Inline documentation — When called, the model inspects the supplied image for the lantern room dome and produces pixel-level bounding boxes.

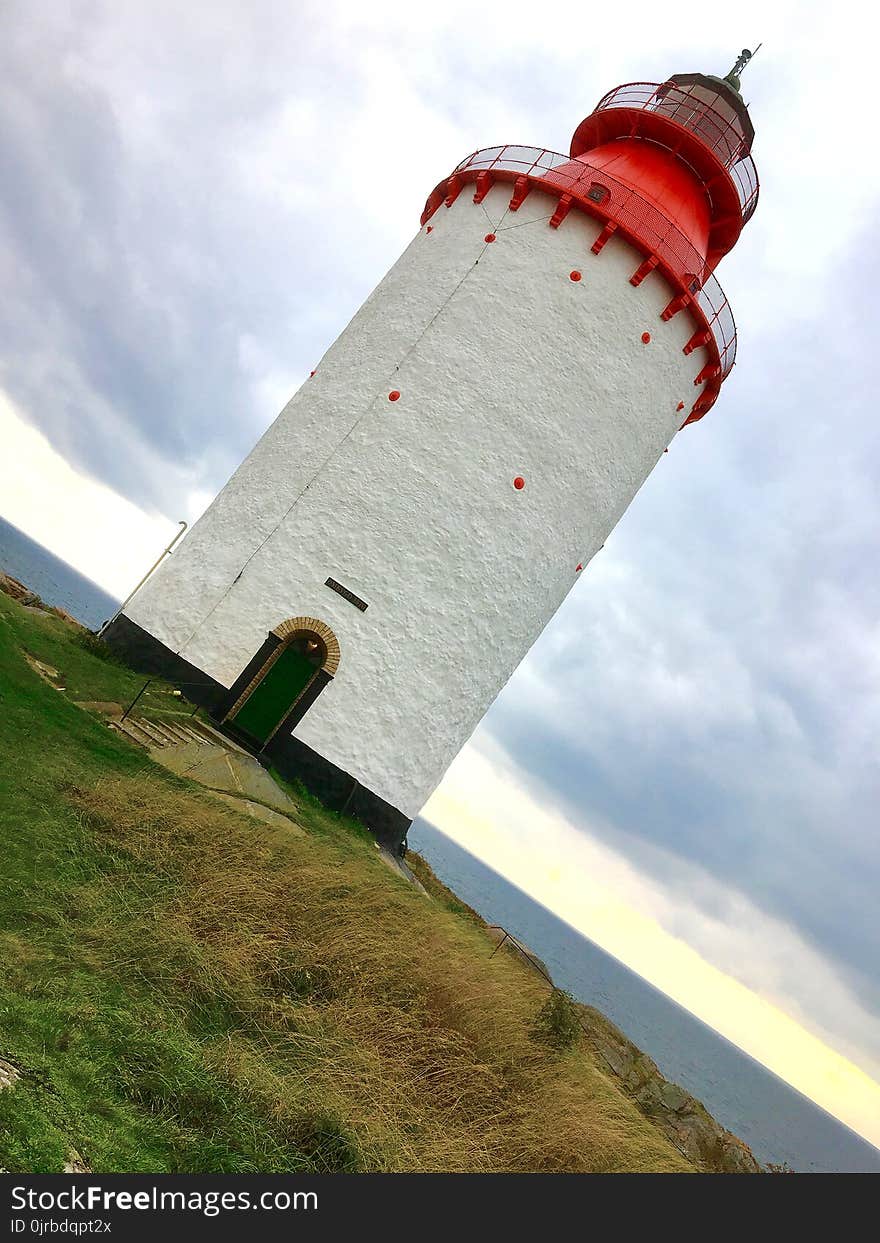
[569,57,760,271]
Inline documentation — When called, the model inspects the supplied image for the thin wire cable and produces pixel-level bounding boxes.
[177,229,498,655]
[476,198,500,231]
[497,212,554,233]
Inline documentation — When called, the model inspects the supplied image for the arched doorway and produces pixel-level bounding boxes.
[222,616,340,750]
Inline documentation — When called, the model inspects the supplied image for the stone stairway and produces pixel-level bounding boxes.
[109,709,425,886]
[109,712,303,823]
[110,712,241,754]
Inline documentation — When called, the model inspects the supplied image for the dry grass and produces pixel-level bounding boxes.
[61,773,692,1172]
[0,594,691,1171]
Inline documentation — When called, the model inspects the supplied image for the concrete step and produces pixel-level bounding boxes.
[145,717,210,748]
[147,741,296,813]
[171,722,213,747]
[153,719,202,746]
[224,752,295,810]
[111,712,301,830]
[185,717,254,756]
[128,717,175,747]
[148,739,218,775]
[209,791,306,835]
[376,845,430,895]
[110,718,156,749]
[144,719,189,747]
[117,711,211,750]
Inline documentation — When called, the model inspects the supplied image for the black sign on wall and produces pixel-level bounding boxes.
[325,577,369,612]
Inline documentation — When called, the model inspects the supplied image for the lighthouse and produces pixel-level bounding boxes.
[104,54,760,851]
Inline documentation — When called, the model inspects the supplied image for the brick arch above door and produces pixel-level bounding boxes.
[270,616,341,676]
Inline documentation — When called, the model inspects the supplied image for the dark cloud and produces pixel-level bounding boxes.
[0,2,412,512]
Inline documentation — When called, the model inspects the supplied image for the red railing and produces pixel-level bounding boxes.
[426,145,737,394]
[586,82,759,224]
[446,145,705,281]
[695,274,736,380]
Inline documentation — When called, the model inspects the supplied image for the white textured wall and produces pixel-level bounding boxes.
[125,183,709,817]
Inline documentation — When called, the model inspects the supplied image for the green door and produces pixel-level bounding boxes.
[230,644,316,745]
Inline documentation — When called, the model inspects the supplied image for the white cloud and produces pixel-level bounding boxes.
[0,390,177,597]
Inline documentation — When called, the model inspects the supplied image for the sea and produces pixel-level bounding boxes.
[3,512,879,1174]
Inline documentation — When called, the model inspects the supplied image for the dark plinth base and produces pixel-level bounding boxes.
[102,614,412,853]
[102,614,228,713]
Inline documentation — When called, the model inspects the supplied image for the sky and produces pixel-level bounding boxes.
[1,1,879,1148]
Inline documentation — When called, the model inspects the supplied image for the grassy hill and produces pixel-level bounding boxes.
[0,588,701,1173]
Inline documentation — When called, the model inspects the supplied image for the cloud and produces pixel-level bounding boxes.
[0,0,478,512]
[0,390,179,597]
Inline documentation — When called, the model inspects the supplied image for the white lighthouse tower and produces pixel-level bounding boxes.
[105,55,760,850]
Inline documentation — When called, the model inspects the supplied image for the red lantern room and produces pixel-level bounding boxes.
[422,49,761,423]
[569,64,758,276]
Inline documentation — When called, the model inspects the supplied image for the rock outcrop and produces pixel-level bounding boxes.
[574,1002,761,1173]
[0,573,85,628]
[0,572,38,606]
[0,1056,20,1092]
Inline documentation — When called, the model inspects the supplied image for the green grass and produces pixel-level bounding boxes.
[0,592,694,1173]
[7,603,191,721]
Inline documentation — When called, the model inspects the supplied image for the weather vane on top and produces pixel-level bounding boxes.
[725,44,762,91]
